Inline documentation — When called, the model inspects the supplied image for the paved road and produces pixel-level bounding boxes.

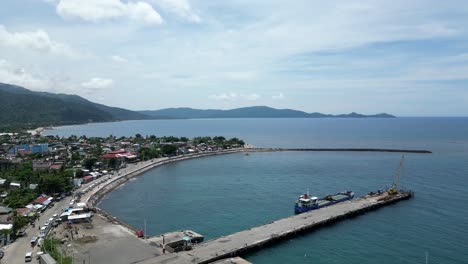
[0,167,131,264]
[0,158,168,264]
[1,197,71,264]
[1,150,244,263]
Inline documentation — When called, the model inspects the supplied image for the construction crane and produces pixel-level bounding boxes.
[388,155,405,195]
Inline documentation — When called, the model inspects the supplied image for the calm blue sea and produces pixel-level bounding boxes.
[45,118,468,263]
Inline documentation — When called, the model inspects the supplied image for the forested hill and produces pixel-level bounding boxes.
[0,83,151,128]
[139,106,395,119]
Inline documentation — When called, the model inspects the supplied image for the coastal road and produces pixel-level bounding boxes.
[0,157,170,264]
[1,149,244,264]
[1,197,71,264]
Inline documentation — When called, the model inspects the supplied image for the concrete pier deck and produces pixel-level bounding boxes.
[136,191,412,264]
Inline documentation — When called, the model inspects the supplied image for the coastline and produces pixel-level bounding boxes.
[86,148,248,208]
[81,148,249,235]
[84,146,431,234]
[27,127,45,136]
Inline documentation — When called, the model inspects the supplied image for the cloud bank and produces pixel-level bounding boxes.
[56,0,163,25]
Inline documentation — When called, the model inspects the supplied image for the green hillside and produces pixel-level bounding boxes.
[0,83,151,129]
[139,106,395,119]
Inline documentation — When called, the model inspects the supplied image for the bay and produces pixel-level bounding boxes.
[45,118,468,263]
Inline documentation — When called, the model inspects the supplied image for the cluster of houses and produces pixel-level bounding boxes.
[0,133,245,208]
[0,194,55,245]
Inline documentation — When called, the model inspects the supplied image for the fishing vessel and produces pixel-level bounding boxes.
[294,191,355,214]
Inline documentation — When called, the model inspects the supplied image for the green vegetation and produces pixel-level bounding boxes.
[0,161,73,208]
[43,238,73,264]
[0,82,152,129]
[139,106,396,119]
[0,133,246,211]
[13,212,29,233]
[4,189,38,208]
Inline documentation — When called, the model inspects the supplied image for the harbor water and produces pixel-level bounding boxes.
[46,118,468,263]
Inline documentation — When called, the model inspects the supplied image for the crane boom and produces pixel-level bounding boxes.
[392,155,405,189]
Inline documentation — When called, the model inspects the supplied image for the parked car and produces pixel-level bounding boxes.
[30,236,38,246]
[0,250,4,258]
[25,252,32,262]
[17,229,26,237]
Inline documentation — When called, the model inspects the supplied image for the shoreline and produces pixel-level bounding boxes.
[86,148,247,207]
[27,126,45,136]
[84,147,431,234]
[83,148,248,234]
[86,147,431,208]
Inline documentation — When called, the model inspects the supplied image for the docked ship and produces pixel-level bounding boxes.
[294,191,355,214]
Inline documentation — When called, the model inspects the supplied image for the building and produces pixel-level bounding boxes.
[9,182,21,189]
[0,206,13,224]
[33,161,52,171]
[0,206,13,245]
[10,144,49,155]
[0,224,13,245]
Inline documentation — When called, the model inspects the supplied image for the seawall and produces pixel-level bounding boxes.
[252,148,432,153]
[87,148,247,209]
[85,147,429,235]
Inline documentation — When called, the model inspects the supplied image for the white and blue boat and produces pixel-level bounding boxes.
[294,191,355,214]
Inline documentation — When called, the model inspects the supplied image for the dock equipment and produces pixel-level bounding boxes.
[388,155,405,195]
[147,230,204,253]
[138,191,412,264]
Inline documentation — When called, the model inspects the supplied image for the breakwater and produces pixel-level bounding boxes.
[88,147,430,208]
[252,148,432,153]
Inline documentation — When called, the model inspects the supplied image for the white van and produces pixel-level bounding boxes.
[30,236,38,246]
[39,226,48,238]
[25,252,32,262]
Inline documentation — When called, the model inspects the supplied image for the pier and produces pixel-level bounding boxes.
[137,190,412,264]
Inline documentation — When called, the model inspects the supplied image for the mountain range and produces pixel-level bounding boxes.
[139,107,395,119]
[0,82,395,129]
[0,82,150,127]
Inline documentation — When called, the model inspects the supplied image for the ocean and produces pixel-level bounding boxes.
[45,118,468,263]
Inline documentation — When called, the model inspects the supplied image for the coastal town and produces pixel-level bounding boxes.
[0,131,246,263]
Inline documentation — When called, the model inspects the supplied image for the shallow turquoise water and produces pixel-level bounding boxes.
[48,118,468,263]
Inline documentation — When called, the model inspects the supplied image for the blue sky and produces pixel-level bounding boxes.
[1,0,468,116]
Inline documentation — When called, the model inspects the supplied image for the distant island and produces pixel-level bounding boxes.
[139,107,395,119]
[0,82,394,131]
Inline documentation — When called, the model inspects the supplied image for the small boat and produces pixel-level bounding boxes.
[294,191,354,214]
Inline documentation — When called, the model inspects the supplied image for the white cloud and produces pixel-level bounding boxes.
[0,25,76,56]
[244,93,260,101]
[272,93,285,100]
[56,0,163,25]
[0,59,78,93]
[209,93,238,101]
[110,55,128,62]
[209,93,260,101]
[153,0,200,22]
[0,60,51,91]
[81,77,114,90]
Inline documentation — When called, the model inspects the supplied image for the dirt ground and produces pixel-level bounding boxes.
[49,214,162,264]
